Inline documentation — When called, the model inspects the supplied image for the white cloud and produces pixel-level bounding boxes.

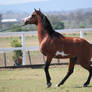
[0,0,48,5]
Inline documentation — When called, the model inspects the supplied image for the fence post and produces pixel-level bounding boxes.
[3,53,7,67]
[43,55,45,64]
[57,59,60,64]
[80,31,84,38]
[21,33,26,65]
[28,51,31,65]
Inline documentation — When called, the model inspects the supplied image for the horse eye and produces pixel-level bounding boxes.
[32,15,35,17]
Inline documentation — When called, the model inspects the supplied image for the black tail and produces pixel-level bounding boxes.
[90,44,92,57]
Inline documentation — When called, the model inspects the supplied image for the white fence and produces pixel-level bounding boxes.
[0,28,92,65]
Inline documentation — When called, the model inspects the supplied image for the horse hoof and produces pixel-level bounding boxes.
[56,84,61,87]
[56,84,59,87]
[83,83,88,87]
[47,83,52,88]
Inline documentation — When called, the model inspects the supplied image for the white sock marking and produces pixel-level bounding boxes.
[56,51,68,56]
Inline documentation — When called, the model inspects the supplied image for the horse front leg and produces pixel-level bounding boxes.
[44,56,52,88]
[56,57,77,87]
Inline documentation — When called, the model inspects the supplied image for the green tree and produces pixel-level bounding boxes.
[11,39,22,66]
[47,15,64,29]
[79,24,86,28]
[10,24,30,32]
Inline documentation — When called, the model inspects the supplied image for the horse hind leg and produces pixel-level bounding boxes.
[83,66,92,87]
[79,58,92,87]
[57,57,77,87]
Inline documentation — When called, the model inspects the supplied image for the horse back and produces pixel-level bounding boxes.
[64,37,90,55]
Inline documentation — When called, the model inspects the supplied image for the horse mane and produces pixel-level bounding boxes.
[42,15,54,34]
[42,14,64,38]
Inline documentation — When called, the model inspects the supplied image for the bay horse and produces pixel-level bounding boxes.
[23,9,92,88]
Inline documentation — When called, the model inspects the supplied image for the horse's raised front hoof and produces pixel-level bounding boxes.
[56,84,60,87]
[47,82,52,88]
[56,83,61,87]
[56,81,64,87]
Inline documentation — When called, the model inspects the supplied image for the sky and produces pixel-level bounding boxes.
[0,0,92,13]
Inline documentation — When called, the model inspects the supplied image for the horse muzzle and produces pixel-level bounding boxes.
[23,18,30,25]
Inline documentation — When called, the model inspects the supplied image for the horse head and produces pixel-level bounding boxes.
[23,9,41,25]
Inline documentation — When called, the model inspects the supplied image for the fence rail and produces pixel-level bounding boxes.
[0,46,39,52]
[0,28,92,65]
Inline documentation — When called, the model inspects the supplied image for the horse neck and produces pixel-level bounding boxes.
[37,21,48,44]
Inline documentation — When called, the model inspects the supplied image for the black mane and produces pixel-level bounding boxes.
[42,14,64,38]
[42,15,54,34]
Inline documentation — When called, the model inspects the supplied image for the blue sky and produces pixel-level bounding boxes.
[0,0,92,12]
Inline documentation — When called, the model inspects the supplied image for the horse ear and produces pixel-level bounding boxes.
[34,8,37,12]
[39,8,41,12]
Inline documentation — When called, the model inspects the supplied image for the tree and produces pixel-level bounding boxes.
[47,15,65,29]
[11,39,22,66]
[9,24,30,32]
[79,24,86,28]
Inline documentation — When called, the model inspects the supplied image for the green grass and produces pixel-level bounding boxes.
[0,66,92,92]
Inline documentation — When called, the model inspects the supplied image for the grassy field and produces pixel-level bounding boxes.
[0,66,92,92]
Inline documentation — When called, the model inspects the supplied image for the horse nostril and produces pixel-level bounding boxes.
[25,21,29,25]
[23,19,29,25]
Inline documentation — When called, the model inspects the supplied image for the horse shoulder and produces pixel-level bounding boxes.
[40,36,56,56]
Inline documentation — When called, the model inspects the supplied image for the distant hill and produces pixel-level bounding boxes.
[47,8,92,28]
[0,8,92,29]
[1,11,28,21]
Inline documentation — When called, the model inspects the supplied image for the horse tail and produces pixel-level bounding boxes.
[90,44,92,57]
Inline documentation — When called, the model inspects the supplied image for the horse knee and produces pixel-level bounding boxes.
[71,69,74,74]
[68,57,76,74]
[44,62,50,72]
[89,66,92,74]
[68,68,74,75]
[90,66,92,71]
[44,66,48,72]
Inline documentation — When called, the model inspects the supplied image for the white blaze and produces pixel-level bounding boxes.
[56,51,68,56]
[23,15,31,23]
